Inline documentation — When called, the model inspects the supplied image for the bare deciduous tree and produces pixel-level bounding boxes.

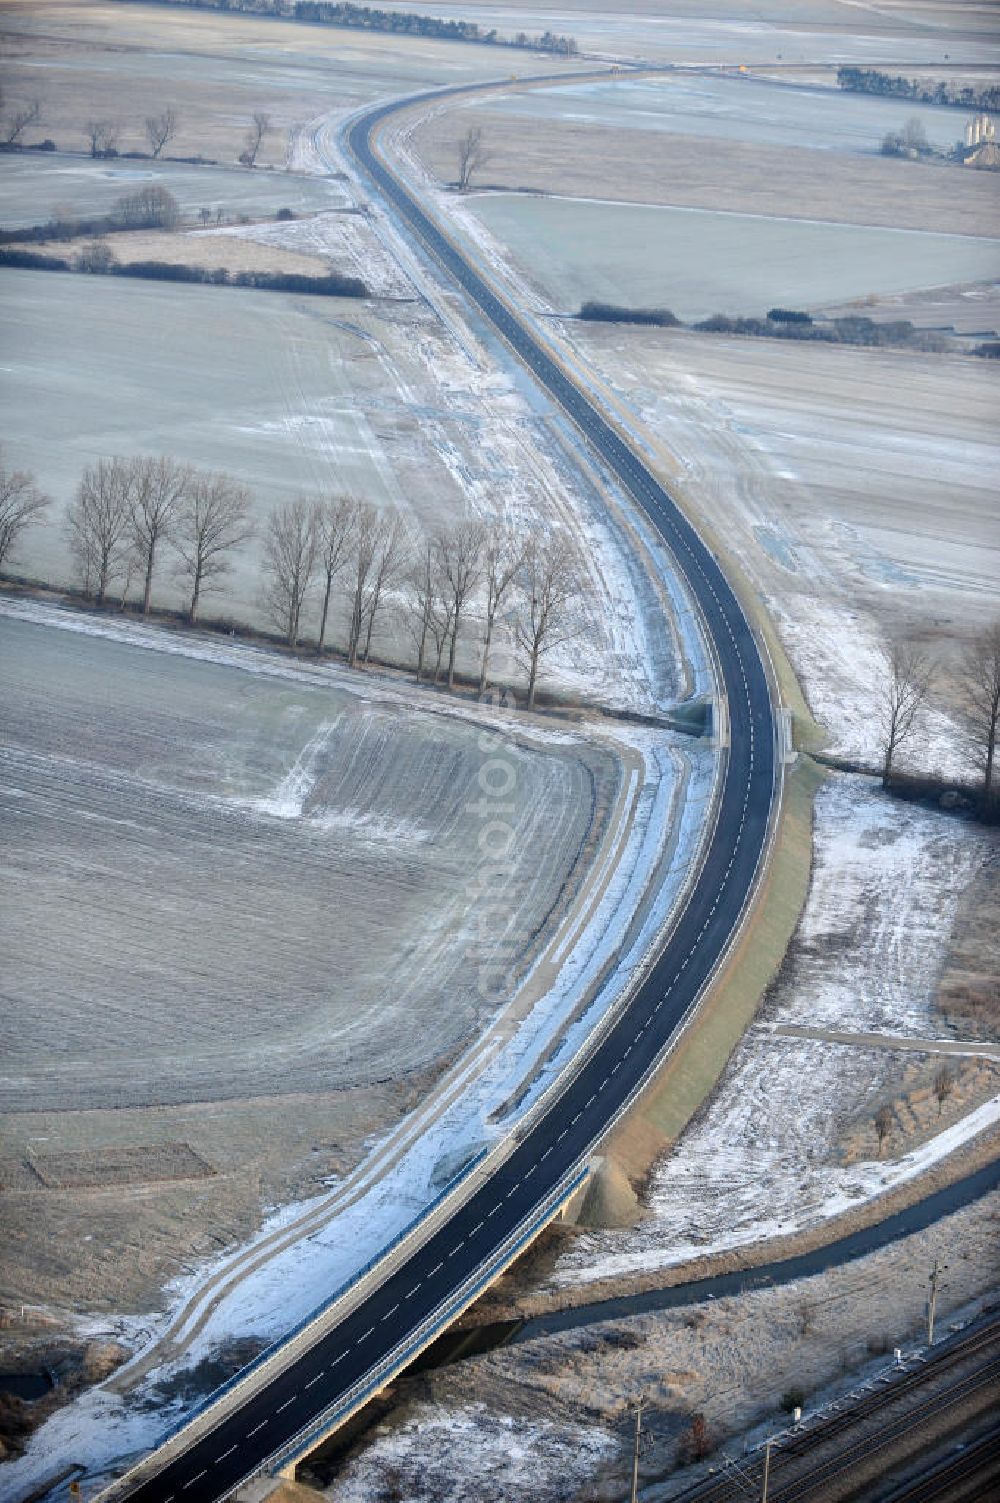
[262,499,320,648]
[457,125,488,191]
[346,505,408,668]
[2,96,42,147]
[437,521,484,690]
[144,106,177,159]
[874,1103,893,1157]
[515,536,583,710]
[360,511,408,666]
[315,495,357,655]
[933,1064,954,1117]
[406,537,447,683]
[962,620,1000,799]
[127,455,189,615]
[0,457,51,571]
[878,641,933,787]
[85,119,120,158]
[239,111,270,169]
[174,471,254,623]
[479,525,523,692]
[65,457,132,605]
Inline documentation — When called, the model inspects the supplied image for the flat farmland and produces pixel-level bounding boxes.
[0,610,617,1116]
[410,96,1000,238]
[0,152,348,229]
[0,0,585,168]
[0,266,680,712]
[461,193,1000,320]
[347,0,1000,66]
[564,321,1000,765]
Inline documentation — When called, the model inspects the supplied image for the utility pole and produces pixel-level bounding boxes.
[630,1397,644,1503]
[761,1438,773,1503]
[927,1259,947,1345]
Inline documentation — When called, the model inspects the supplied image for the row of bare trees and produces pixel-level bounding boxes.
[0,452,582,708]
[3,449,1000,741]
[63,455,253,621]
[260,500,582,707]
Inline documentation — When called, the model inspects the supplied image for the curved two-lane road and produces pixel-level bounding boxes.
[96,83,777,1503]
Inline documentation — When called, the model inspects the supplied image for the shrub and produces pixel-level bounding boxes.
[275,206,296,220]
[768,307,812,324]
[37,139,57,152]
[780,1387,806,1412]
[0,246,70,270]
[114,259,204,281]
[579,300,680,327]
[75,239,118,273]
[974,341,1000,359]
[111,185,180,231]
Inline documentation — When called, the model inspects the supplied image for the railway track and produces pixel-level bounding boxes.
[672,1312,1000,1503]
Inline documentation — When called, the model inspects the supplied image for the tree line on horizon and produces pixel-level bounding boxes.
[0,452,584,710]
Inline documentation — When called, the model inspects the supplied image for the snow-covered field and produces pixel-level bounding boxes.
[0,591,717,1493]
[549,774,999,1290]
[0,258,678,716]
[462,193,1000,323]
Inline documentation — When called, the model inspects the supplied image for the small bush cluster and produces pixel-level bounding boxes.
[0,187,181,246]
[579,300,680,328]
[578,302,952,353]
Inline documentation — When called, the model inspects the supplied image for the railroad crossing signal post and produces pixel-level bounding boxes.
[761,1438,773,1503]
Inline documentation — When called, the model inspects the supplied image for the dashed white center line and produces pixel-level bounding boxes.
[215,1445,237,1463]
[247,1420,268,1436]
[276,1395,297,1413]
[305,1373,323,1389]
[182,1471,208,1490]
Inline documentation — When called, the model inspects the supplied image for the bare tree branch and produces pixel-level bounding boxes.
[144,106,177,159]
[878,640,933,787]
[0,456,50,571]
[456,125,488,191]
[437,521,485,690]
[962,619,1000,799]
[405,537,448,683]
[239,111,270,169]
[479,525,524,692]
[315,494,357,655]
[85,119,120,158]
[514,535,584,710]
[65,457,132,605]
[127,455,189,615]
[173,471,254,623]
[262,499,320,648]
[361,512,409,666]
[2,96,42,147]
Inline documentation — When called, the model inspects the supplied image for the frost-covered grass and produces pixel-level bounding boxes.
[331,1401,618,1503]
[549,774,999,1290]
[461,193,1000,324]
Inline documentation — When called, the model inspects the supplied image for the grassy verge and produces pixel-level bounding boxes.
[606,754,825,1190]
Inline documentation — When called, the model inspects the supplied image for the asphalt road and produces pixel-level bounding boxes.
[96,86,777,1503]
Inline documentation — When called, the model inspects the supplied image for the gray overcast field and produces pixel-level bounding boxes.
[0,153,347,229]
[353,0,1000,66]
[479,72,969,156]
[464,193,1000,321]
[0,612,618,1114]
